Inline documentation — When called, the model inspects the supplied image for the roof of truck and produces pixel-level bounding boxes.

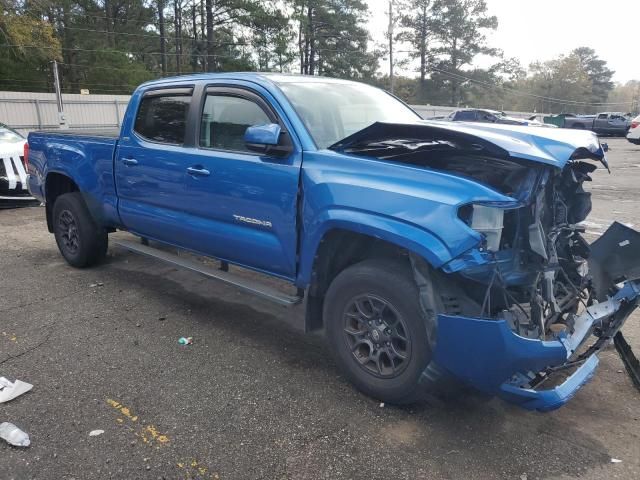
[138,72,360,89]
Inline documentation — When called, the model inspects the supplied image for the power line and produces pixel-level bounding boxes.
[58,25,250,47]
[427,65,635,107]
[22,5,369,46]
[0,43,238,59]
[0,77,138,89]
[57,61,198,76]
[24,5,276,33]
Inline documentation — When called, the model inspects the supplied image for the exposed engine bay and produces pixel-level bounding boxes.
[331,121,640,407]
[339,130,638,345]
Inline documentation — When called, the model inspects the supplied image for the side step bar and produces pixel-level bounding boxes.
[114,239,303,307]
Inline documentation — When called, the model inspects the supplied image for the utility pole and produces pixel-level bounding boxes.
[52,60,67,129]
[388,0,395,94]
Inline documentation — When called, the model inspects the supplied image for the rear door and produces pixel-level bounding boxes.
[168,84,302,278]
[114,86,194,243]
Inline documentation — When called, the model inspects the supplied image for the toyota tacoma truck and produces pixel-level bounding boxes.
[26,74,640,411]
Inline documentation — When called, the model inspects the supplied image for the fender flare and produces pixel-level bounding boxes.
[44,169,106,228]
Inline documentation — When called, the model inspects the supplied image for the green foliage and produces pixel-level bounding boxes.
[429,0,498,104]
[0,0,633,116]
[0,11,61,91]
[296,0,380,79]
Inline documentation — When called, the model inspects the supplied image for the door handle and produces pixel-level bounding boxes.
[186,166,211,177]
[122,157,138,166]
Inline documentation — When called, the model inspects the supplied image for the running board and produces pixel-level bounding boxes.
[114,239,303,307]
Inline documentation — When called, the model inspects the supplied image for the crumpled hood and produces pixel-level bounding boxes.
[330,120,608,170]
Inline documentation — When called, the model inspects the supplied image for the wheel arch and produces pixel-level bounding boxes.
[44,171,80,233]
[300,216,451,333]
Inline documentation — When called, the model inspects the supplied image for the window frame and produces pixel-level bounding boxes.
[132,87,194,146]
[196,86,292,156]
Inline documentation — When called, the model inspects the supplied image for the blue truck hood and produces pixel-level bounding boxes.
[331,120,608,170]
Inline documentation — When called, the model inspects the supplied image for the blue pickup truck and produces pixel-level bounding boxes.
[26,73,640,411]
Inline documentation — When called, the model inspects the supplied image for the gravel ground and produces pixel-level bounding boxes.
[1,138,639,480]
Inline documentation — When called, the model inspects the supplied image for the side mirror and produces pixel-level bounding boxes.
[244,123,292,157]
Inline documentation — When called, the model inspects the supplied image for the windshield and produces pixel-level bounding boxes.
[0,125,24,144]
[277,81,420,149]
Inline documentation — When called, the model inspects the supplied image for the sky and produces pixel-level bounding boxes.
[365,0,639,83]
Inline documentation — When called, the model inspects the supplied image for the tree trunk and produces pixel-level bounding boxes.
[191,2,198,72]
[205,0,214,72]
[303,33,309,74]
[104,0,115,48]
[298,2,304,74]
[199,0,206,71]
[174,0,182,74]
[158,0,167,76]
[450,39,458,105]
[61,8,75,92]
[307,6,315,75]
[419,3,427,84]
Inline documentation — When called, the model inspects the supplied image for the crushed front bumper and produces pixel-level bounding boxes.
[430,280,640,412]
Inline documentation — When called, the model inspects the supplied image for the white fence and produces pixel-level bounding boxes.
[0,91,130,135]
[0,91,542,135]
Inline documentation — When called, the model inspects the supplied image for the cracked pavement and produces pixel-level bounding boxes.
[1,138,639,479]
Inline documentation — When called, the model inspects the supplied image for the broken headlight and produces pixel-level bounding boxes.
[459,201,520,252]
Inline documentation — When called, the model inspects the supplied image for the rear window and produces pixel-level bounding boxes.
[134,94,191,144]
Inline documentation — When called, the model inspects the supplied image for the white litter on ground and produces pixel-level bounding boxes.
[0,377,33,403]
[0,422,30,447]
[89,430,105,437]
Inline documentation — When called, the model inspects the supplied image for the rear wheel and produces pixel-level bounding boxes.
[52,192,108,267]
[324,258,434,404]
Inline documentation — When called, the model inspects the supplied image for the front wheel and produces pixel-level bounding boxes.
[324,258,434,404]
[52,192,108,267]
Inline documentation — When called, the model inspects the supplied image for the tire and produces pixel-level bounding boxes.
[324,258,434,404]
[52,192,108,267]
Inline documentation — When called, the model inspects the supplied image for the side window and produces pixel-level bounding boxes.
[597,113,608,120]
[480,112,497,122]
[455,111,477,121]
[134,94,191,144]
[200,94,271,152]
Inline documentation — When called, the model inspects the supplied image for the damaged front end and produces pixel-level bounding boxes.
[334,121,640,411]
[430,133,640,410]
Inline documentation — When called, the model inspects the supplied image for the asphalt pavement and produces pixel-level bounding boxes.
[1,138,639,480]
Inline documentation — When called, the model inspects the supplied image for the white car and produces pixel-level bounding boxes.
[0,123,36,207]
[627,115,640,145]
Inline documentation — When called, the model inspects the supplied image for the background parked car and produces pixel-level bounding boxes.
[0,123,37,208]
[627,115,640,144]
[447,108,555,127]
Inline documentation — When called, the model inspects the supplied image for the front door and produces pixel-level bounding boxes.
[172,86,302,278]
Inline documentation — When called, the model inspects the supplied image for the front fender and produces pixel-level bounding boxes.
[296,208,452,287]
